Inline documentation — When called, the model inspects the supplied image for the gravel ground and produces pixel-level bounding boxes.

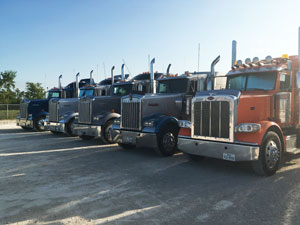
[1,123,300,225]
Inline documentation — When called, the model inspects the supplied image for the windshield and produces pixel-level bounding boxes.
[48,91,60,98]
[157,79,188,94]
[227,72,277,91]
[112,84,132,96]
[79,89,94,97]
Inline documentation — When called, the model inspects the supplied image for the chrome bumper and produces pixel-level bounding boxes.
[45,122,65,133]
[16,118,34,128]
[73,124,101,137]
[118,130,158,148]
[178,137,259,161]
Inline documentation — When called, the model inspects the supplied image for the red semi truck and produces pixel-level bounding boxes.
[178,27,300,176]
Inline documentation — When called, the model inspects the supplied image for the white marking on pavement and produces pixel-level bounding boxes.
[214,200,233,211]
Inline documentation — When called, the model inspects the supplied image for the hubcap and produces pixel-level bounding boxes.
[265,140,280,169]
[162,132,175,152]
[38,119,45,130]
[106,124,113,142]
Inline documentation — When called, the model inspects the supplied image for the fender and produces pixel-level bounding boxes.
[142,113,179,134]
[235,121,283,146]
[32,111,48,121]
[60,112,78,124]
[98,112,120,126]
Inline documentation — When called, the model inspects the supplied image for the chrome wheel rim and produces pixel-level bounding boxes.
[162,132,175,152]
[38,119,45,130]
[265,140,279,169]
[105,124,113,143]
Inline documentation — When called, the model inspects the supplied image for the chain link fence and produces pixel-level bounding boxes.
[0,104,19,120]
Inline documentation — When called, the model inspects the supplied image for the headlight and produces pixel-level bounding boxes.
[28,114,32,117]
[236,123,261,133]
[144,120,155,127]
[93,115,104,121]
[114,118,120,125]
[178,120,191,128]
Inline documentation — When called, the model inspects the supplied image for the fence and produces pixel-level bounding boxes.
[0,104,19,120]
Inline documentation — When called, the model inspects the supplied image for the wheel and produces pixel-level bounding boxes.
[184,152,205,161]
[118,143,136,149]
[50,130,61,135]
[21,126,32,131]
[155,125,179,157]
[66,118,76,136]
[79,135,94,140]
[101,120,115,144]
[34,116,46,131]
[251,131,282,176]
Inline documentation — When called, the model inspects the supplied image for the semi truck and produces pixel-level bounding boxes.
[114,57,226,156]
[45,70,129,135]
[16,75,91,131]
[177,28,300,176]
[73,63,163,143]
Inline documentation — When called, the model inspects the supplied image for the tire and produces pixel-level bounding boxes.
[21,126,32,131]
[155,125,179,157]
[118,143,136,149]
[101,120,115,144]
[66,118,76,136]
[184,152,205,162]
[79,135,94,140]
[251,131,282,176]
[34,116,46,131]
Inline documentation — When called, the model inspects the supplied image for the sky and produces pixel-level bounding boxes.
[1,0,300,91]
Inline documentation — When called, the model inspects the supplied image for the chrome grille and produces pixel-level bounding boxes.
[121,98,141,130]
[193,101,230,140]
[78,99,91,123]
[49,100,58,122]
[20,102,28,119]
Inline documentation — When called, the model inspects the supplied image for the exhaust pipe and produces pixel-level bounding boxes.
[58,75,63,90]
[150,58,156,94]
[166,64,171,76]
[90,70,93,84]
[298,27,300,74]
[75,72,80,98]
[111,66,115,84]
[121,64,125,80]
[207,55,220,90]
[232,40,237,67]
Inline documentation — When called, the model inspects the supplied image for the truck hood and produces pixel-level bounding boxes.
[237,93,272,124]
[92,95,121,116]
[57,98,79,116]
[140,93,184,119]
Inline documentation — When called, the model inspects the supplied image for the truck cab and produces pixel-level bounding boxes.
[114,57,226,156]
[73,71,162,143]
[177,53,300,176]
[16,75,77,131]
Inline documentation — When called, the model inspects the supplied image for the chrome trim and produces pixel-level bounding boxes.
[178,137,259,161]
[73,124,101,137]
[191,94,238,142]
[119,130,158,149]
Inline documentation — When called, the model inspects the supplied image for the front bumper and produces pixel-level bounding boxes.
[118,130,158,148]
[178,137,259,161]
[16,118,34,128]
[45,122,65,133]
[73,124,101,137]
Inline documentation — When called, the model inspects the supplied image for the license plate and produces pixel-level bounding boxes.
[123,136,136,144]
[223,153,236,161]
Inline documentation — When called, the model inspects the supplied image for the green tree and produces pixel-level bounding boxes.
[0,71,17,104]
[24,82,45,100]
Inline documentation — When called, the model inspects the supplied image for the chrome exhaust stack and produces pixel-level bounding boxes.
[75,72,80,98]
[232,40,237,67]
[111,66,115,85]
[207,55,220,90]
[150,58,156,94]
[166,64,171,76]
[90,70,93,84]
[58,75,63,90]
[121,64,125,80]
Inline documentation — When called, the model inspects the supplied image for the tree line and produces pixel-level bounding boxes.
[0,71,46,104]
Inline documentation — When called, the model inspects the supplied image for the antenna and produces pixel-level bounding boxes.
[103,63,107,79]
[197,43,200,72]
[148,54,150,71]
[97,64,99,82]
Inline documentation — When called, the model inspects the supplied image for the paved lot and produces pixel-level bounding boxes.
[1,123,300,225]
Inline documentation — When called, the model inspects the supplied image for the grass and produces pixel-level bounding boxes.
[0,110,19,120]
